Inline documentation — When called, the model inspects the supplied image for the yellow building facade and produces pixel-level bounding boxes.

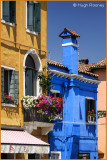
[1,1,53,159]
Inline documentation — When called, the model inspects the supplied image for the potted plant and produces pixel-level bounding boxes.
[22,94,63,122]
[3,93,14,104]
[88,109,96,123]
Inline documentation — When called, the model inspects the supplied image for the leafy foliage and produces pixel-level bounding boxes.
[38,66,54,92]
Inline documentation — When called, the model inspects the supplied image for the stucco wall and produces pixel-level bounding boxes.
[48,69,98,159]
[93,69,106,159]
[1,1,47,127]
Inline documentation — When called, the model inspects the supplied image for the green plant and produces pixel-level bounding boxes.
[38,66,54,92]
[88,109,96,117]
[3,93,14,104]
[22,94,63,121]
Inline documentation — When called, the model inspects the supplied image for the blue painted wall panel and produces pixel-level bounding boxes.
[48,30,98,159]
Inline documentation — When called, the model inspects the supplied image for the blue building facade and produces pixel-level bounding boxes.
[47,28,100,159]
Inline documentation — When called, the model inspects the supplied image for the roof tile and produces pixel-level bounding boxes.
[59,28,80,38]
[47,58,106,78]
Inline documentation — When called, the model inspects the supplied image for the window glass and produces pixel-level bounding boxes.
[2,1,16,23]
[27,1,40,32]
[3,1,9,21]
[86,99,96,122]
[1,67,19,104]
[25,55,37,96]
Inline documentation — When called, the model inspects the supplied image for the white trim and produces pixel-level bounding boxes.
[1,103,17,108]
[1,20,15,27]
[1,1,15,27]
[33,1,38,4]
[23,49,42,96]
[50,90,60,93]
[26,1,27,30]
[26,1,38,35]
[62,42,78,48]
[86,97,94,100]
[26,29,38,36]
[50,69,100,85]
[1,65,15,70]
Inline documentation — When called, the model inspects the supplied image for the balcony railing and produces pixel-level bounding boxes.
[24,108,51,122]
[24,108,63,123]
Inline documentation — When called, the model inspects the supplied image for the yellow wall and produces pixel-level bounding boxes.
[1,1,47,128]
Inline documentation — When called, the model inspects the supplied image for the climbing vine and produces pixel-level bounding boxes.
[38,66,54,93]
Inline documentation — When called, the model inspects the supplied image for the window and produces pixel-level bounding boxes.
[28,154,41,159]
[78,153,90,159]
[4,70,12,95]
[86,98,96,123]
[50,90,62,98]
[1,66,19,105]
[2,1,16,23]
[50,90,63,120]
[25,55,37,96]
[27,1,41,32]
[1,153,15,159]
[51,151,61,159]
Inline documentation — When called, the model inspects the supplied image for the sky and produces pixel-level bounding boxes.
[47,1,106,64]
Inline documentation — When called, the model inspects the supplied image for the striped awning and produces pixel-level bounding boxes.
[1,130,50,154]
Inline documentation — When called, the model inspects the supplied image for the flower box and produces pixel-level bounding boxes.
[88,115,96,123]
[3,93,14,104]
[22,94,63,122]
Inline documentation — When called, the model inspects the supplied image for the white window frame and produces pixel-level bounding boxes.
[26,1,38,35]
[1,65,17,108]
[86,97,96,123]
[50,90,60,97]
[1,1,15,27]
[50,90,63,120]
[51,151,61,159]
[23,49,42,97]
[1,65,15,96]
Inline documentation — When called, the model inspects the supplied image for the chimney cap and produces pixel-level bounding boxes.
[79,58,89,64]
[59,28,80,39]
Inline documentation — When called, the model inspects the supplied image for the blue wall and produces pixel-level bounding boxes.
[48,29,98,159]
[62,38,78,74]
[48,65,98,159]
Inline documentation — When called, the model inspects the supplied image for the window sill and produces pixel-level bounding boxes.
[1,103,17,108]
[26,29,38,36]
[1,20,15,27]
[88,121,96,124]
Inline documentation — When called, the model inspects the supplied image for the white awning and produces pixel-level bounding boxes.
[1,130,50,154]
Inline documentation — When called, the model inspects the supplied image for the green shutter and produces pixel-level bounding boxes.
[10,70,15,100]
[27,1,33,31]
[25,69,33,96]
[1,67,4,102]
[10,70,19,105]
[3,1,10,22]
[34,3,41,32]
[86,99,89,122]
[14,71,19,104]
[10,1,16,23]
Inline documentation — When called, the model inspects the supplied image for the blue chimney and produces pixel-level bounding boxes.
[59,28,80,74]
